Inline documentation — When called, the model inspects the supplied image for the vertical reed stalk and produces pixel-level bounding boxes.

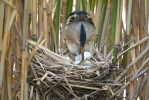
[99,0,110,49]
[32,0,37,40]
[62,0,67,48]
[112,0,122,64]
[54,0,61,46]
[90,0,95,12]
[144,1,149,99]
[43,0,48,47]
[86,0,90,13]
[76,0,80,11]
[123,0,132,68]
[0,1,4,51]
[47,0,55,50]
[6,33,12,100]
[82,0,87,12]
[0,0,12,97]
[110,0,118,49]
[20,0,29,99]
[94,0,102,35]
[66,0,73,16]
[38,0,42,37]
[139,0,145,52]
[97,3,107,48]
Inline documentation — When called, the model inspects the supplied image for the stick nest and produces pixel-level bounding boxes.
[28,41,122,100]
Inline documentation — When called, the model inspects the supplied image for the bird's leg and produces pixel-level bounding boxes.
[78,46,86,65]
[80,46,84,61]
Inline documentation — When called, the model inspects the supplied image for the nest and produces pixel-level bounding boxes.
[27,40,122,100]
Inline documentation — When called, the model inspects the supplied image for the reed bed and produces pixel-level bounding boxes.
[0,0,149,100]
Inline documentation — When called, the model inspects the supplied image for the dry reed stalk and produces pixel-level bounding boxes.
[117,36,149,58]
[94,0,102,34]
[12,31,21,99]
[0,0,12,97]
[1,72,8,99]
[47,0,57,51]
[114,0,122,45]
[133,57,149,98]
[133,75,147,99]
[80,0,82,11]
[27,31,43,68]
[99,0,110,48]
[112,67,149,99]
[21,50,28,100]
[86,0,90,13]
[134,41,149,99]
[135,1,148,99]
[52,89,66,99]
[32,0,37,37]
[132,1,140,73]
[144,1,149,99]
[43,77,64,99]
[145,68,149,99]
[6,25,17,100]
[6,49,12,100]
[62,83,101,90]
[28,40,72,63]
[43,0,48,47]
[138,0,145,52]
[75,0,80,10]
[0,1,4,51]
[12,80,21,99]
[47,0,53,47]
[62,85,81,100]
[20,0,29,99]
[114,46,149,83]
[38,0,42,37]
[62,0,67,48]
[1,0,16,9]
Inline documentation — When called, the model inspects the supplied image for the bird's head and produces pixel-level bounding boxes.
[65,11,95,47]
[66,11,95,27]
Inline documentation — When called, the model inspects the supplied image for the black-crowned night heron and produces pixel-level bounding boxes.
[64,11,96,61]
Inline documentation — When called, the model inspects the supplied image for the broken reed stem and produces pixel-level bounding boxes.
[27,31,43,68]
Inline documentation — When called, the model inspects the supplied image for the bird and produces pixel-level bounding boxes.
[63,11,96,61]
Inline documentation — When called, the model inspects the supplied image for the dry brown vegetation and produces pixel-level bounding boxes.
[0,0,149,100]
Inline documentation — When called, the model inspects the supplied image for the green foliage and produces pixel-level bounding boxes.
[82,0,87,12]
[110,0,118,49]
[54,0,61,46]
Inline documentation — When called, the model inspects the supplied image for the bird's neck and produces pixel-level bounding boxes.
[80,23,86,47]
